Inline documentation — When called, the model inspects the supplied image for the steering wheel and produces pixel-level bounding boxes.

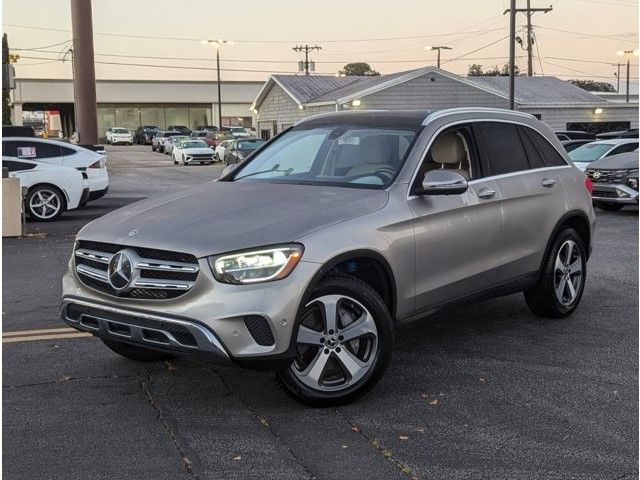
[349,167,396,184]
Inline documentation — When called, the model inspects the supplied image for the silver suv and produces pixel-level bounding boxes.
[62,108,595,406]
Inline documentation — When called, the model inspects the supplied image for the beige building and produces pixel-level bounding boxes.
[251,67,639,139]
[11,78,263,140]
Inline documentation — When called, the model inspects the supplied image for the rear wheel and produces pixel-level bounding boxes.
[151,144,157,152]
[595,201,624,211]
[102,339,172,362]
[277,275,393,406]
[525,228,586,318]
[26,185,65,221]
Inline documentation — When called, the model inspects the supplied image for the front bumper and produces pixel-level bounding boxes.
[592,183,639,204]
[62,256,320,368]
[185,156,214,164]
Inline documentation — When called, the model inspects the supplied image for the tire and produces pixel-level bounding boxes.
[26,185,66,221]
[152,144,156,152]
[277,275,394,407]
[524,227,587,318]
[102,339,172,362]
[595,202,624,211]
[159,146,164,153]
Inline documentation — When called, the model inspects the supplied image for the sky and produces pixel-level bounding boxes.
[2,0,639,92]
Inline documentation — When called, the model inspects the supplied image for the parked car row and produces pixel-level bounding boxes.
[2,137,110,221]
[129,125,253,145]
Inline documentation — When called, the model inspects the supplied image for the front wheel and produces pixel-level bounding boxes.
[26,185,65,221]
[277,275,393,407]
[525,228,586,318]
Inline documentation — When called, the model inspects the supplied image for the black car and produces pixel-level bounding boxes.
[555,130,596,141]
[596,129,639,140]
[190,130,207,138]
[167,125,191,136]
[561,139,593,153]
[134,125,159,145]
[3,125,35,137]
[224,137,267,165]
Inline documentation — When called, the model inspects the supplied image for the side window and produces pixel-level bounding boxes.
[519,126,567,167]
[3,141,18,157]
[59,145,76,156]
[473,122,529,176]
[607,143,638,156]
[413,124,480,191]
[2,160,36,172]
[16,141,61,159]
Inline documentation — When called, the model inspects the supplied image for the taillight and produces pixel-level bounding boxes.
[585,177,593,195]
[88,159,104,169]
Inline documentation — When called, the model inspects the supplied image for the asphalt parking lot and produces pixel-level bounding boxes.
[3,145,638,480]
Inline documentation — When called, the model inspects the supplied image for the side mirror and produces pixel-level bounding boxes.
[419,170,468,195]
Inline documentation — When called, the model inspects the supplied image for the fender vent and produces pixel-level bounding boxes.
[243,316,275,346]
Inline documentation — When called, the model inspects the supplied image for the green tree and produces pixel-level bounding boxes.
[2,33,11,125]
[567,79,616,93]
[467,63,520,77]
[339,62,380,76]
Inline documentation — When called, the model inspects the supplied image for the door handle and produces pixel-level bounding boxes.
[478,188,496,199]
[541,178,557,188]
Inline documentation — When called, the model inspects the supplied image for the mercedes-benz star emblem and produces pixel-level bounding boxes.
[108,251,133,291]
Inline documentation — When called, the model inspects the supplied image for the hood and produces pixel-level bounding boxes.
[78,181,389,258]
[183,147,214,154]
[589,152,639,170]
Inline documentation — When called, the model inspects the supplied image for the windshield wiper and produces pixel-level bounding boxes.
[235,164,295,180]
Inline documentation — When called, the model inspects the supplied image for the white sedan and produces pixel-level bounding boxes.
[215,139,233,161]
[568,138,639,171]
[172,140,215,165]
[2,137,109,204]
[106,127,133,145]
[2,157,89,221]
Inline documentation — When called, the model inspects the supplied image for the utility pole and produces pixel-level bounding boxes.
[293,45,321,75]
[508,0,516,109]
[425,46,452,68]
[70,0,98,144]
[201,39,232,128]
[612,63,621,92]
[505,2,553,77]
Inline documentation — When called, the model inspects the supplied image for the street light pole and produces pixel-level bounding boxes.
[616,49,639,103]
[202,39,232,128]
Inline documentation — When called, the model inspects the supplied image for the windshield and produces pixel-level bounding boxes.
[182,141,208,148]
[238,139,266,151]
[113,128,129,134]
[569,143,613,162]
[233,125,420,188]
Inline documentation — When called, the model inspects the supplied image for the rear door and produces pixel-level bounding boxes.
[473,122,568,281]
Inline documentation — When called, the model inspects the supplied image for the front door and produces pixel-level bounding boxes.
[408,124,503,313]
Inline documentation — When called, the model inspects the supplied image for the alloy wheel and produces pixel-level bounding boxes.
[291,294,378,392]
[29,189,62,220]
[554,239,583,306]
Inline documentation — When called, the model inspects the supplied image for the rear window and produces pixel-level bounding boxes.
[113,128,129,134]
[473,122,529,175]
[518,126,567,168]
[569,144,613,163]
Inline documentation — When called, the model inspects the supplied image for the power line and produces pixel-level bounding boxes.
[536,25,638,42]
[442,33,515,64]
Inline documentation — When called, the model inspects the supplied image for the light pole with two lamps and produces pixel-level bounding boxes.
[201,39,233,128]
[616,49,638,103]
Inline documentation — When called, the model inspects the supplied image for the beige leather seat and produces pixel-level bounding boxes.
[426,132,471,179]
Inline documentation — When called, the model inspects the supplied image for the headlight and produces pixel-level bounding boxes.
[208,244,303,284]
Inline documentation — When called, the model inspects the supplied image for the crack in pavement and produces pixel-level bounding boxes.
[211,367,318,480]
[333,409,417,480]
[138,372,198,478]
[2,373,133,390]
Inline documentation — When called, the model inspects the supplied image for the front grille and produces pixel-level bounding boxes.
[593,189,623,198]
[74,241,199,300]
[66,303,197,346]
[244,315,275,346]
[586,168,637,185]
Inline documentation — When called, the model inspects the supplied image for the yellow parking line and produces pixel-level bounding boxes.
[3,327,80,337]
[3,332,92,343]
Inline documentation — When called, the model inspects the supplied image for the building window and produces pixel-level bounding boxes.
[97,107,116,140]
[566,121,631,134]
[189,107,213,130]
[115,107,139,131]
[222,116,252,128]
[141,107,165,130]
[260,129,271,140]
